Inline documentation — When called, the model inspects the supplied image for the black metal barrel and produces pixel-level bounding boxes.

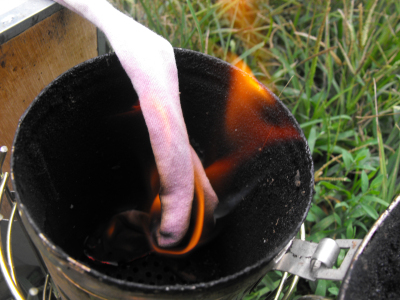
[11,49,313,299]
[339,195,400,300]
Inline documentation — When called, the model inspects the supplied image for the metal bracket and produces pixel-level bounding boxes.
[272,238,362,281]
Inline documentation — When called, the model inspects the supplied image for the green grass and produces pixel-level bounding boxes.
[111,0,400,298]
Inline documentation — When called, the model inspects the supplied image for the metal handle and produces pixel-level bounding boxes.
[0,146,54,300]
[0,171,25,299]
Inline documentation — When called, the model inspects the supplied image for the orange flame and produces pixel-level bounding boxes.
[148,171,205,255]
[226,57,302,156]
[147,56,302,255]
[106,222,116,238]
[99,54,303,260]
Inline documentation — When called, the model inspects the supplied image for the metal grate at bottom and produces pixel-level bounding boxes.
[82,252,221,286]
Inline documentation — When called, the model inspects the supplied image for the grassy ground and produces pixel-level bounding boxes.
[111,0,400,298]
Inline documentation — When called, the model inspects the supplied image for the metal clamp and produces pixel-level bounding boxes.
[272,223,306,300]
[272,237,362,281]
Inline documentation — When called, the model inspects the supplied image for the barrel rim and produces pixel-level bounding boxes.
[10,49,314,294]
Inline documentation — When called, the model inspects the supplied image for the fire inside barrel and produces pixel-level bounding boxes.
[12,50,313,296]
[83,57,303,265]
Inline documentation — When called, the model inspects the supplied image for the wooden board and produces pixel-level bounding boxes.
[0,8,98,217]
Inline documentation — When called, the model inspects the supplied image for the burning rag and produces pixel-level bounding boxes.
[53,0,218,249]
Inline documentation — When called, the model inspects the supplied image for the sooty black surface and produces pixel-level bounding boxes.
[340,200,400,300]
